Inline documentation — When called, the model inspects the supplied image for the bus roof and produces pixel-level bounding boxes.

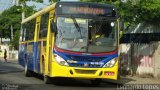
[22,2,117,24]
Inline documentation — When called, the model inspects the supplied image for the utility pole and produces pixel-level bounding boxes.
[17,0,25,43]
[15,0,25,20]
[21,4,25,20]
[0,31,2,44]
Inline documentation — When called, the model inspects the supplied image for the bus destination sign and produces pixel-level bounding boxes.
[56,3,116,17]
[69,7,105,15]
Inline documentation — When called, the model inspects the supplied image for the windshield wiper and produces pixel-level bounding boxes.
[72,17,83,39]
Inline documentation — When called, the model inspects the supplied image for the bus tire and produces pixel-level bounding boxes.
[91,79,101,86]
[44,75,52,84]
[24,64,32,77]
[42,55,45,74]
[117,72,121,80]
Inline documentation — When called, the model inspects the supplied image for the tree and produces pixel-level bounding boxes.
[117,0,160,31]
[48,0,61,3]
[19,0,44,19]
[19,0,43,4]
[0,6,22,40]
[81,0,160,28]
[0,0,46,49]
[81,0,117,3]
[0,5,36,49]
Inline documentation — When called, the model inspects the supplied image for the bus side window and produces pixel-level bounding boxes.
[25,19,36,41]
[25,23,29,41]
[39,13,49,38]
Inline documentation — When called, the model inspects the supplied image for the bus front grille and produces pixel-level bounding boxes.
[74,69,97,74]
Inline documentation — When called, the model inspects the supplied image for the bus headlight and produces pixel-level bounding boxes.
[103,58,117,68]
[54,54,69,66]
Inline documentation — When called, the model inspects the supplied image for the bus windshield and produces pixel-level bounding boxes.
[55,17,117,53]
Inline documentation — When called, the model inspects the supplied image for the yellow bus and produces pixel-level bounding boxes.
[19,1,120,85]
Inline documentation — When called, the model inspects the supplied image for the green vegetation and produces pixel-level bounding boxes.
[0,0,43,49]
[0,6,22,43]
[0,5,36,49]
[19,0,43,4]
[81,0,160,26]
[119,0,160,24]
[1,0,160,49]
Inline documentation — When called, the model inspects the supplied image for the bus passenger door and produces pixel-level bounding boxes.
[44,10,55,76]
[40,41,46,74]
[38,13,49,74]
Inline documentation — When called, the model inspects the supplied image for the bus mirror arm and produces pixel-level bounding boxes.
[50,22,57,32]
[118,16,124,31]
[119,21,124,31]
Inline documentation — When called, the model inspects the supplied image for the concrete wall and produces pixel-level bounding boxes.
[126,23,160,34]
[0,45,9,58]
[119,44,131,71]
[153,42,160,78]
[133,43,155,75]
[120,43,157,75]
[0,45,18,60]
[120,22,160,78]
[9,50,18,60]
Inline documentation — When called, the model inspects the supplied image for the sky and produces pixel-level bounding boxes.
[61,0,79,1]
[0,0,80,13]
[27,0,50,10]
[27,0,80,10]
[0,0,13,13]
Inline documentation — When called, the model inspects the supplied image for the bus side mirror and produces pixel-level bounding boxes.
[119,21,124,31]
[50,21,57,32]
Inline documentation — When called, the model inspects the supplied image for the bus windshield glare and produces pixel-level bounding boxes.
[55,17,117,53]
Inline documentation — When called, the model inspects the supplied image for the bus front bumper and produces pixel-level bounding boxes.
[49,62,118,80]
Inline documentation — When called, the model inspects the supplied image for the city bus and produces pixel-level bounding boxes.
[19,1,120,84]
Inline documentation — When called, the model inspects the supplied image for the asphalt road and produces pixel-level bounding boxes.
[0,60,120,90]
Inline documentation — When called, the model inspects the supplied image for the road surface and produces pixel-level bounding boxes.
[0,60,119,90]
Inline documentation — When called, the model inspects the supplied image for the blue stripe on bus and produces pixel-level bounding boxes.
[18,44,27,67]
[19,42,40,72]
[33,42,41,73]
[54,49,118,68]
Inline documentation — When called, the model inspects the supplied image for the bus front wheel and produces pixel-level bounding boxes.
[91,79,102,85]
[44,75,52,84]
